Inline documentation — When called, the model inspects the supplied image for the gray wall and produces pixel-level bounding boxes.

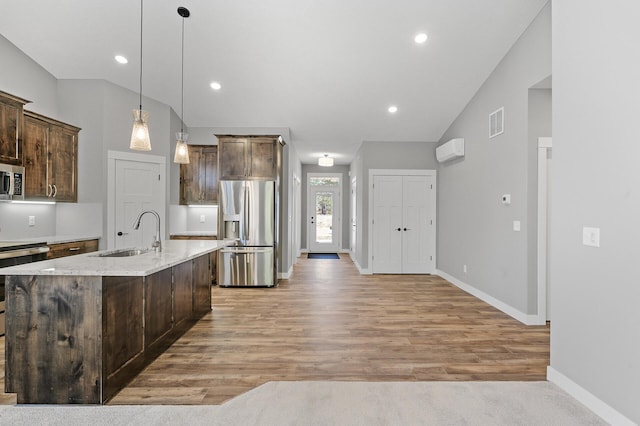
[551,1,639,423]
[301,164,350,251]
[437,4,551,316]
[351,141,439,270]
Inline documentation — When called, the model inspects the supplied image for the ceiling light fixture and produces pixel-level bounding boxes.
[210,81,222,91]
[318,154,334,167]
[414,33,428,44]
[130,0,151,151]
[388,105,398,113]
[115,55,128,64]
[173,6,191,164]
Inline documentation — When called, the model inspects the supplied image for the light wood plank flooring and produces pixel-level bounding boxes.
[0,254,549,405]
[110,254,549,405]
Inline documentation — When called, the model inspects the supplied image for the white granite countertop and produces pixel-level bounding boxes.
[1,240,232,277]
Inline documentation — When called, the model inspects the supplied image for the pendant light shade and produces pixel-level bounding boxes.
[173,6,191,163]
[318,154,334,167]
[174,132,190,163]
[130,0,152,151]
[130,109,151,150]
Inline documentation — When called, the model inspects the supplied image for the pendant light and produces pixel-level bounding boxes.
[130,0,152,151]
[173,6,190,163]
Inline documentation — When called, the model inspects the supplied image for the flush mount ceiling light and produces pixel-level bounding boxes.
[388,105,398,113]
[414,33,428,44]
[318,154,334,167]
[115,55,128,64]
[210,81,222,90]
[173,6,191,164]
[130,0,151,151]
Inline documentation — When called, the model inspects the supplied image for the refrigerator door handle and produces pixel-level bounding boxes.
[243,185,250,241]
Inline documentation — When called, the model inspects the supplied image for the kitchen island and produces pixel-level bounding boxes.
[2,239,231,404]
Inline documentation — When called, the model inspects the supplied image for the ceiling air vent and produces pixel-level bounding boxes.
[489,107,504,138]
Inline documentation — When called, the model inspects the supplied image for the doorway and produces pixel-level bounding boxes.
[307,173,341,253]
[107,151,166,250]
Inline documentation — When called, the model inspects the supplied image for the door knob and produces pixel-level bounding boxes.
[403,228,409,231]
[396,228,402,231]
[117,231,128,236]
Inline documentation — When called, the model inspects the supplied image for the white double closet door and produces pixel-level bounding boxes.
[372,173,435,274]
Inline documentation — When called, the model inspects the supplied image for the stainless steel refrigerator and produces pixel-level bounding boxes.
[218,180,277,286]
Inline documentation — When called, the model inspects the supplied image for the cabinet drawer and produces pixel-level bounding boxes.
[47,239,99,259]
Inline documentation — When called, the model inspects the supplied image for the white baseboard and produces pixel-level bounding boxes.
[278,266,293,280]
[435,269,538,325]
[547,366,635,426]
[350,252,371,275]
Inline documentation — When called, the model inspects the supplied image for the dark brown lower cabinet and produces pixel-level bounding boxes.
[5,253,212,404]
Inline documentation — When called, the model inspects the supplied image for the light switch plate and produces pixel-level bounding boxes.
[583,227,600,247]
[28,216,35,226]
[200,215,206,223]
[513,220,521,231]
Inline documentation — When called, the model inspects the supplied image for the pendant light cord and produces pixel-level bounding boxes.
[139,0,144,111]
[180,13,185,134]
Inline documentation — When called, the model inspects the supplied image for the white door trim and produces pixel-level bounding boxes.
[368,169,437,274]
[107,150,166,250]
[307,173,342,252]
[536,137,552,324]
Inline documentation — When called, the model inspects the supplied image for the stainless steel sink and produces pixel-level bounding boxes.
[94,248,151,258]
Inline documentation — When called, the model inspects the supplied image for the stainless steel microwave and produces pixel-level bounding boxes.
[0,164,25,200]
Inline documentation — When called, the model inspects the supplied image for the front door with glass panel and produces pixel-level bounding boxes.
[308,175,341,253]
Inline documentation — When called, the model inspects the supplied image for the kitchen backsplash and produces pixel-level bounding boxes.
[169,204,218,235]
[0,202,102,240]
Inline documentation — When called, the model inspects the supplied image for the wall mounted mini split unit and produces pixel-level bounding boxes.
[436,138,465,163]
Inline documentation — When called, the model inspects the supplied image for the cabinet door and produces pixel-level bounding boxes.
[23,116,49,198]
[48,125,77,202]
[173,260,193,325]
[218,138,247,179]
[179,145,202,204]
[103,276,144,380]
[202,146,218,203]
[144,269,173,348]
[0,101,22,164]
[248,138,276,179]
[193,254,211,316]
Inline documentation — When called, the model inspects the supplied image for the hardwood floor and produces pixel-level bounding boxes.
[0,254,550,405]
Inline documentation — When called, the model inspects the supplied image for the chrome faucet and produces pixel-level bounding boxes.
[133,210,162,252]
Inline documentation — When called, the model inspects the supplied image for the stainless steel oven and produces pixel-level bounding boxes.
[0,163,25,200]
[0,242,49,336]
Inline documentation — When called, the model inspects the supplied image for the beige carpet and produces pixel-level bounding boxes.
[0,381,606,425]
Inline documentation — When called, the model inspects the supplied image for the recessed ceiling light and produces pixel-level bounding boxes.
[414,33,428,44]
[210,82,222,90]
[115,55,128,64]
[388,105,398,113]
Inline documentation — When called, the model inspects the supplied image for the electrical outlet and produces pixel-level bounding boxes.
[463,264,467,273]
[200,215,206,223]
[28,216,35,226]
[513,220,521,231]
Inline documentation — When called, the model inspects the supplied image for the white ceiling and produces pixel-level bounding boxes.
[0,0,547,164]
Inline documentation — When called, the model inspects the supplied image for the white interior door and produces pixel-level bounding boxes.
[372,175,403,273]
[372,173,436,274]
[537,137,552,324]
[308,186,341,252]
[402,175,434,273]
[110,154,164,250]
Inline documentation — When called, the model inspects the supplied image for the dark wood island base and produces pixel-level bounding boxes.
[5,253,211,404]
